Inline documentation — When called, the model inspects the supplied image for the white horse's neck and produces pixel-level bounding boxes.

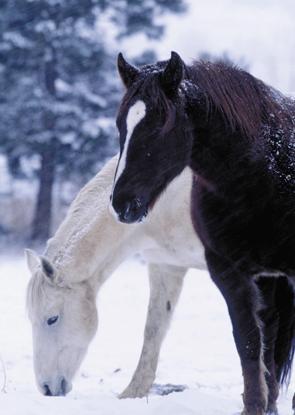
[44,156,142,287]
[44,156,205,288]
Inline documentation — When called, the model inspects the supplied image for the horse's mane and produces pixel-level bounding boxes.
[187,60,290,138]
[121,59,292,139]
[45,155,118,268]
[26,156,119,312]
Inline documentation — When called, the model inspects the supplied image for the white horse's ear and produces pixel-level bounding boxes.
[25,249,40,274]
[40,257,56,281]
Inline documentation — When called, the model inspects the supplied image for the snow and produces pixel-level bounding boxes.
[0,256,294,414]
[75,83,107,108]
[3,32,33,49]
[121,0,295,94]
[0,156,11,195]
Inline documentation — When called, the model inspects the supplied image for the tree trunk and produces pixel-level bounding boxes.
[31,47,58,243]
[31,144,56,242]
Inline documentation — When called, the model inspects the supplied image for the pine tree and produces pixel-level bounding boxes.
[0,0,186,242]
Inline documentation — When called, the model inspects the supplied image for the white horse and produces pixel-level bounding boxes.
[26,155,206,398]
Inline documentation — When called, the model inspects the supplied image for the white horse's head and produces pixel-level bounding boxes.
[25,249,98,396]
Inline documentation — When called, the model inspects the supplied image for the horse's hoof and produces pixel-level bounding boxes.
[119,375,154,399]
[118,386,149,399]
[118,390,141,399]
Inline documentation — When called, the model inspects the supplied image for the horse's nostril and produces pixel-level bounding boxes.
[133,198,142,210]
[122,198,142,221]
[43,383,52,396]
[60,377,67,396]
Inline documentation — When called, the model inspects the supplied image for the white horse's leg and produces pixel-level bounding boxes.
[119,263,187,399]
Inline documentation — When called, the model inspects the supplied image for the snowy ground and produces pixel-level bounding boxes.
[0,256,294,415]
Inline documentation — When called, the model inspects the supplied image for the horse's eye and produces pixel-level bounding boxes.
[47,316,59,326]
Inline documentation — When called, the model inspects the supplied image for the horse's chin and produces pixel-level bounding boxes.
[148,195,159,211]
[139,188,165,222]
[64,381,73,396]
[136,197,159,223]
[138,193,161,223]
[137,207,148,223]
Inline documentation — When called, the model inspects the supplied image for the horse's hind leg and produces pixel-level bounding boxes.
[206,250,268,415]
[119,263,186,399]
[256,277,279,415]
[274,277,295,414]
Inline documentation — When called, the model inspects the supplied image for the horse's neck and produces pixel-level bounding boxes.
[184,70,294,193]
[189,116,231,180]
[185,87,257,193]
[45,156,141,286]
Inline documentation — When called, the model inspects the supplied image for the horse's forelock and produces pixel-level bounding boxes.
[26,273,47,316]
[119,74,179,136]
[26,271,63,317]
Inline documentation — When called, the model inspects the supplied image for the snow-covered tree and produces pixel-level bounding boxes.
[0,0,186,242]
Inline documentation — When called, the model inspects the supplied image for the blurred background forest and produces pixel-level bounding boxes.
[0,0,294,248]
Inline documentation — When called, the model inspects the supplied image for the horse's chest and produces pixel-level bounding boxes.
[141,220,206,269]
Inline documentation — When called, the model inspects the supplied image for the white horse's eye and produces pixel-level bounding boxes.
[47,316,59,326]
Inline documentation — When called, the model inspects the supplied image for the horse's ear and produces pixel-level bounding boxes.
[160,51,184,95]
[25,249,40,274]
[117,52,139,88]
[40,257,56,280]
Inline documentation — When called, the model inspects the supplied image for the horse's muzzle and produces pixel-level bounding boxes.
[42,377,71,397]
[111,197,147,224]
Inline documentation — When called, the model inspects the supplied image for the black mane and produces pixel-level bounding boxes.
[186,60,293,139]
[120,59,294,140]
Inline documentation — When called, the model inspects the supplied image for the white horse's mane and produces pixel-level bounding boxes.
[27,156,198,317]
[27,156,119,313]
[45,155,119,269]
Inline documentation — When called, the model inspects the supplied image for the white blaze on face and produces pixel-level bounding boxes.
[114,100,146,186]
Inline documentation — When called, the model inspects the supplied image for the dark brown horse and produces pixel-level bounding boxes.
[110,52,295,415]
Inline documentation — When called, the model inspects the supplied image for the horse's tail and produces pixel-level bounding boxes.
[275,276,295,387]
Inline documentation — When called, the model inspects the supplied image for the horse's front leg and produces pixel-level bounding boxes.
[119,263,186,399]
[206,250,268,415]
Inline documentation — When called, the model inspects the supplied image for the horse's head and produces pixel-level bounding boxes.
[111,51,193,223]
[25,249,98,397]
